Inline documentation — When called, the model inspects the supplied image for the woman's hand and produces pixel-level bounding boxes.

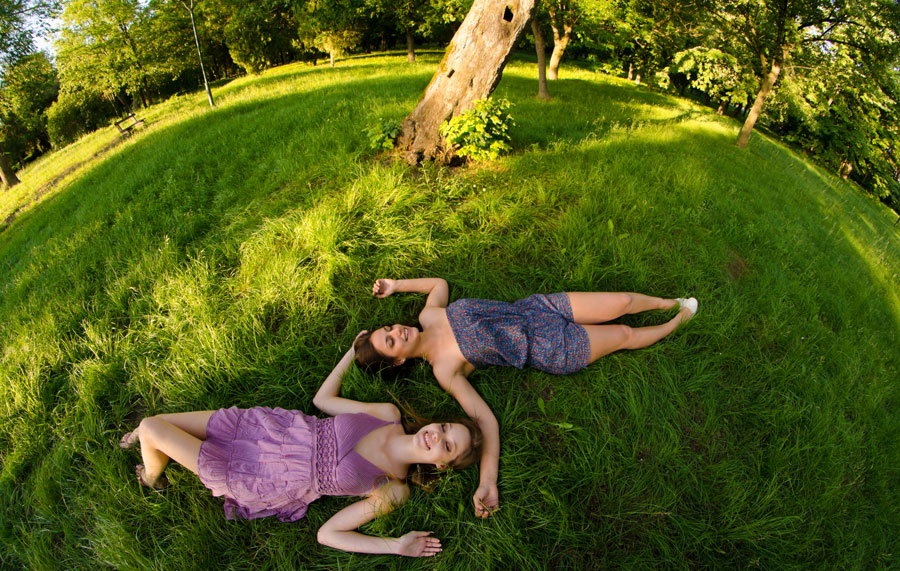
[473,483,500,518]
[395,531,442,557]
[372,279,397,298]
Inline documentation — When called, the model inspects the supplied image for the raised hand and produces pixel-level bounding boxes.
[372,278,397,298]
[395,531,442,557]
[473,483,500,518]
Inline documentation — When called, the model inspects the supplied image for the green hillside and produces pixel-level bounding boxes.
[1,53,898,569]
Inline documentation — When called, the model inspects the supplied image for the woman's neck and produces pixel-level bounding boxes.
[384,432,425,468]
[413,326,440,363]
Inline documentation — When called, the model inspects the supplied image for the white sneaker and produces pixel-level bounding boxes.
[675,297,699,319]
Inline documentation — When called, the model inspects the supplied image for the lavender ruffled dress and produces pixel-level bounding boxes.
[198,408,396,522]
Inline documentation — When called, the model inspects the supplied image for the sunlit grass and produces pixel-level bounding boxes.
[1,52,899,569]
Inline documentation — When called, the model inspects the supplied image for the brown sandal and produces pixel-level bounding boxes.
[135,464,168,492]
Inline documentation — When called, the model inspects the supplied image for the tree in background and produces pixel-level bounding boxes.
[614,0,708,86]
[762,26,900,202]
[203,0,298,74]
[710,0,897,149]
[56,0,158,109]
[295,0,366,68]
[0,51,58,166]
[398,0,535,162]
[177,0,214,107]
[0,0,59,188]
[531,4,550,99]
[671,47,755,114]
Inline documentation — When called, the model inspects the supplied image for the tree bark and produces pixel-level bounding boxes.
[406,28,415,63]
[627,62,633,81]
[736,46,787,149]
[398,0,536,163]
[532,16,550,99]
[329,51,335,67]
[0,145,20,189]
[547,21,571,80]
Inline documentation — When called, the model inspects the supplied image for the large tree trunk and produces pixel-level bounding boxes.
[406,28,415,63]
[547,21,571,80]
[0,145,20,189]
[398,0,535,163]
[736,46,787,149]
[532,16,550,99]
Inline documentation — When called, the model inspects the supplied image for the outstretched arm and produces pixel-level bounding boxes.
[313,334,401,422]
[372,277,449,309]
[317,481,441,557]
[434,367,500,518]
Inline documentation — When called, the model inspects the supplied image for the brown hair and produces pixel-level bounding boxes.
[353,330,397,369]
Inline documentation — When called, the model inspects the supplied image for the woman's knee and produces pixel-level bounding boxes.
[612,293,634,314]
[616,324,635,349]
[138,416,165,442]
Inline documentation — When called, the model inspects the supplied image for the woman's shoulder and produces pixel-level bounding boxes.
[418,304,447,325]
[341,404,401,424]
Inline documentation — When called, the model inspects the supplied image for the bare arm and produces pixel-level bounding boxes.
[317,481,441,557]
[313,337,401,422]
[434,367,500,518]
[372,277,449,309]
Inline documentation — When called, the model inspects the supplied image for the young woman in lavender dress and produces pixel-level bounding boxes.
[119,335,482,558]
[353,277,698,519]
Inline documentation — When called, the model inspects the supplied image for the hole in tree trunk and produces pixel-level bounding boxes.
[503,6,514,22]
[447,68,455,78]
[469,78,474,87]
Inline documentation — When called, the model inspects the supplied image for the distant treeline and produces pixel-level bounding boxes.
[2,0,898,208]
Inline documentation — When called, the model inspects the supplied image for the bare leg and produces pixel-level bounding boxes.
[583,309,690,363]
[567,292,678,324]
[136,411,214,485]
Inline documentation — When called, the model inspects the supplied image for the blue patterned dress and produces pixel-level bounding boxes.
[445,293,591,375]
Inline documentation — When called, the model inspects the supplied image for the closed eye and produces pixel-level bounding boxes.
[442,424,451,452]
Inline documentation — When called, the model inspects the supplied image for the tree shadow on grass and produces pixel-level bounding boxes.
[496,74,704,148]
[213,60,433,104]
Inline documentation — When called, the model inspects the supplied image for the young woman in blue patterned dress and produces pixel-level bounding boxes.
[353,277,698,520]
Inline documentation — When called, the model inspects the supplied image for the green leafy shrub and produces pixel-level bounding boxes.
[365,120,401,151]
[439,97,514,161]
[47,90,116,148]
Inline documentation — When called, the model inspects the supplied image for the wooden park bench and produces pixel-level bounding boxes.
[114,113,145,137]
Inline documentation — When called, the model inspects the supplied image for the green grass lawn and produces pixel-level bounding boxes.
[1,51,898,569]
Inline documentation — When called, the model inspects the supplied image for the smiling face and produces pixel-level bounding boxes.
[414,422,473,469]
[370,324,420,365]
